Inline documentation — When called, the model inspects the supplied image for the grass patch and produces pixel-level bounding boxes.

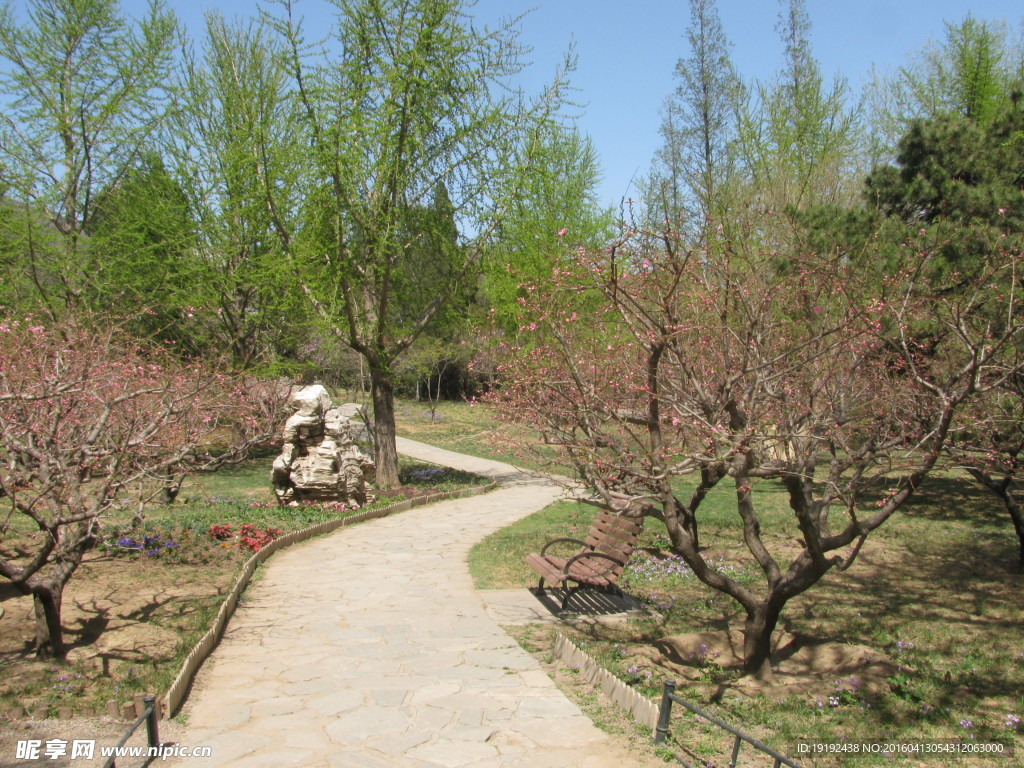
[394,396,567,473]
[394,397,501,459]
[469,500,598,590]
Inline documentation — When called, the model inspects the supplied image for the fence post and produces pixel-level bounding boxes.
[144,695,160,752]
[654,679,676,745]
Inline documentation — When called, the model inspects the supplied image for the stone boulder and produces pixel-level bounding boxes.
[271,385,375,506]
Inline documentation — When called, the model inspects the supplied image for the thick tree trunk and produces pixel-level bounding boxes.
[161,476,182,504]
[371,369,400,489]
[742,600,783,678]
[32,583,65,659]
[23,522,96,659]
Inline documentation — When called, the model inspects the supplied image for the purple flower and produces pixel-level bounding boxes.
[893,640,915,654]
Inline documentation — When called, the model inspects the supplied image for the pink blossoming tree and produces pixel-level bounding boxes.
[0,317,286,658]
[489,227,1023,676]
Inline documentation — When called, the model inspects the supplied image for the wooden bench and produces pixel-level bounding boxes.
[524,510,643,611]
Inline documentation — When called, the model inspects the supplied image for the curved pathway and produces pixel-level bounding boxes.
[171,438,659,768]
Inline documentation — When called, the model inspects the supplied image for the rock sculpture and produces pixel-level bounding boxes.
[271,385,375,506]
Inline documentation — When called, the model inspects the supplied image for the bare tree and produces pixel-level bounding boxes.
[490,227,1023,676]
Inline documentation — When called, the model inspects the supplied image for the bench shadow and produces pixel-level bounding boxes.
[529,586,646,618]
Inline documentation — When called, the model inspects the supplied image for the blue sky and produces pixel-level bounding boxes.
[161,0,1023,207]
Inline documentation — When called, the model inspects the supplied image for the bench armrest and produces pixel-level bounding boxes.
[540,537,588,556]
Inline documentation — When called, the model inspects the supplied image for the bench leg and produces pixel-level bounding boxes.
[560,583,581,612]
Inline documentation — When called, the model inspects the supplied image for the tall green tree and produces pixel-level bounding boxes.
[83,152,201,346]
[0,0,177,315]
[483,124,611,335]
[168,12,308,370]
[274,0,572,486]
[866,15,1024,162]
[735,0,859,214]
[645,0,743,241]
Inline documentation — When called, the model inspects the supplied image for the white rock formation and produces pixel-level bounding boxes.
[271,385,375,505]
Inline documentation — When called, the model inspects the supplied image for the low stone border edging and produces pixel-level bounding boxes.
[552,632,659,732]
[162,480,497,718]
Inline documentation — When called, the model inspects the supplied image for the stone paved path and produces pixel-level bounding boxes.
[171,438,662,767]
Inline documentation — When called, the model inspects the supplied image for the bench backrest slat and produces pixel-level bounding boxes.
[583,534,634,561]
[582,511,643,563]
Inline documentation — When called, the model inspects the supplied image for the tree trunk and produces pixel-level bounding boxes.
[997,488,1024,573]
[32,583,65,659]
[161,475,182,504]
[742,600,783,678]
[371,368,400,488]
[970,471,1024,573]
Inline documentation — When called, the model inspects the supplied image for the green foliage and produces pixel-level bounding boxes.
[483,124,612,334]
[645,0,743,237]
[168,12,310,369]
[83,152,204,348]
[795,75,1023,286]
[300,182,469,346]
[867,15,1024,161]
[283,0,572,349]
[735,0,861,213]
[0,0,177,313]
[867,97,1024,228]
[275,0,575,483]
[863,94,1024,277]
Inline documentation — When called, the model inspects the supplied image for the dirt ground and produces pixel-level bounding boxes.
[630,628,902,699]
[0,556,218,767]
[0,555,237,708]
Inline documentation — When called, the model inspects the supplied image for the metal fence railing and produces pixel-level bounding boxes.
[101,695,160,768]
[655,680,805,768]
